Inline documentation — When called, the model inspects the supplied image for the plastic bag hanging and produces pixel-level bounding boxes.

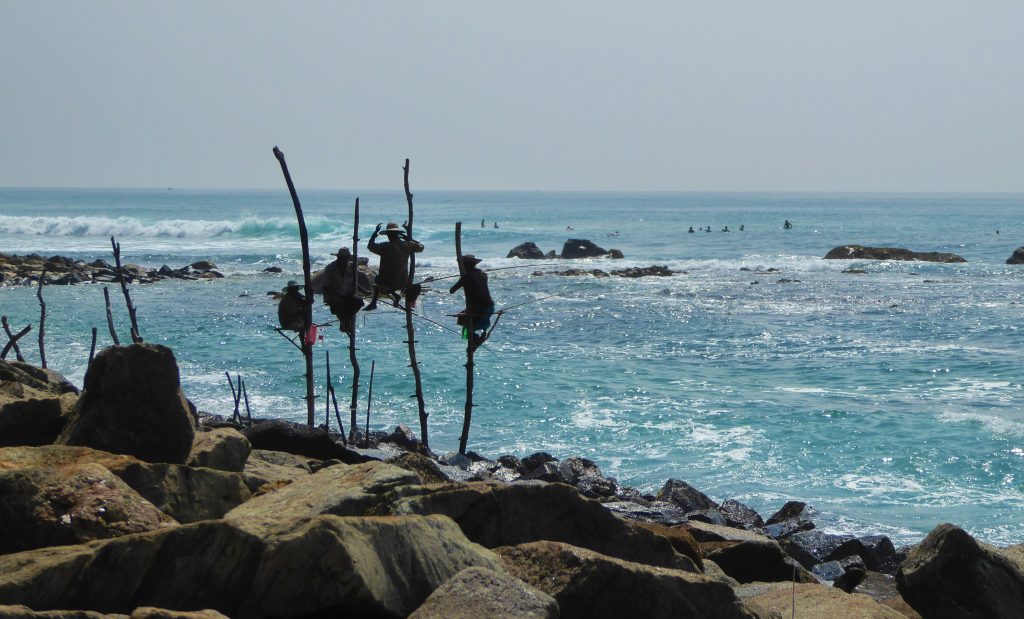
[305,324,319,346]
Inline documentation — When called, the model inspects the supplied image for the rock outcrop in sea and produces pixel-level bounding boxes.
[0,253,225,286]
[823,245,966,263]
[2,348,1022,617]
[1006,246,1024,264]
[507,239,623,260]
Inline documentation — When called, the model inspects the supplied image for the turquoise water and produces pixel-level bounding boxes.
[2,187,1023,546]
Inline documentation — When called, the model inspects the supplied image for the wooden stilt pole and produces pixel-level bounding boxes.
[272,146,316,427]
[403,159,429,449]
[348,198,362,442]
[36,270,47,368]
[88,327,98,365]
[454,222,476,455]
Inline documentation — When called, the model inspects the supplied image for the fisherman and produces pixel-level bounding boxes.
[740,224,745,231]
[277,280,306,333]
[365,222,424,311]
[493,221,499,229]
[449,254,495,341]
[321,247,362,334]
[784,219,793,229]
[688,226,695,233]
[722,226,730,232]
[481,219,485,228]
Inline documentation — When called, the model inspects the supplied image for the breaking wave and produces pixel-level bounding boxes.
[0,215,341,239]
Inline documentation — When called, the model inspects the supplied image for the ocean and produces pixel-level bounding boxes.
[1,187,1022,547]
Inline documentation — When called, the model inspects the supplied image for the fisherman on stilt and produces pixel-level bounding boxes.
[277,280,307,333]
[449,254,495,342]
[321,247,362,334]
[365,222,424,311]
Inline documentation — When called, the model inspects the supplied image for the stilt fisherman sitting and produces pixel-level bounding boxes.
[449,254,495,341]
[365,222,424,311]
[321,247,362,335]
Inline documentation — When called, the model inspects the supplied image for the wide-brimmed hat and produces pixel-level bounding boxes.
[461,254,482,266]
[331,247,351,258]
[284,280,301,290]
[383,222,405,235]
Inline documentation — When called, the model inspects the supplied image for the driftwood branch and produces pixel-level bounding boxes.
[325,350,346,442]
[348,197,361,442]
[226,371,241,424]
[1,316,31,362]
[403,158,429,449]
[273,147,316,427]
[110,237,141,343]
[364,359,376,448]
[36,270,47,368]
[103,286,121,346]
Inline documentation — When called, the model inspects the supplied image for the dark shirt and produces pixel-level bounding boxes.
[321,258,355,302]
[368,236,423,290]
[278,290,306,332]
[450,268,493,314]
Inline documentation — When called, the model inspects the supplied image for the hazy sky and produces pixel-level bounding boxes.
[3,1,1022,191]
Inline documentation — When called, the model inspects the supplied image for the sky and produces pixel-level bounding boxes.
[2,1,1023,191]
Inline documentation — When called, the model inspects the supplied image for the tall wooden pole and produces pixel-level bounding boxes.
[454,222,476,455]
[348,198,361,441]
[36,270,47,368]
[403,159,429,449]
[273,146,316,427]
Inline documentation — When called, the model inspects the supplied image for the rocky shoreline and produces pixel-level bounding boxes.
[0,252,227,287]
[3,345,1023,617]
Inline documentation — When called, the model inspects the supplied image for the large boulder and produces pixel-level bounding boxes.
[0,445,250,524]
[506,242,547,260]
[823,245,966,263]
[656,478,719,512]
[0,605,116,618]
[0,514,504,619]
[408,566,559,619]
[736,582,906,618]
[57,345,195,464]
[0,461,177,553]
[242,419,370,463]
[702,538,816,584]
[1007,247,1024,264]
[498,541,756,619]
[390,482,698,572]
[0,361,79,447]
[225,461,420,535]
[187,428,251,472]
[240,449,316,494]
[560,239,609,259]
[896,523,1024,618]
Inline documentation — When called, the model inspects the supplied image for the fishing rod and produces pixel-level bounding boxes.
[416,264,557,285]
[496,292,564,314]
